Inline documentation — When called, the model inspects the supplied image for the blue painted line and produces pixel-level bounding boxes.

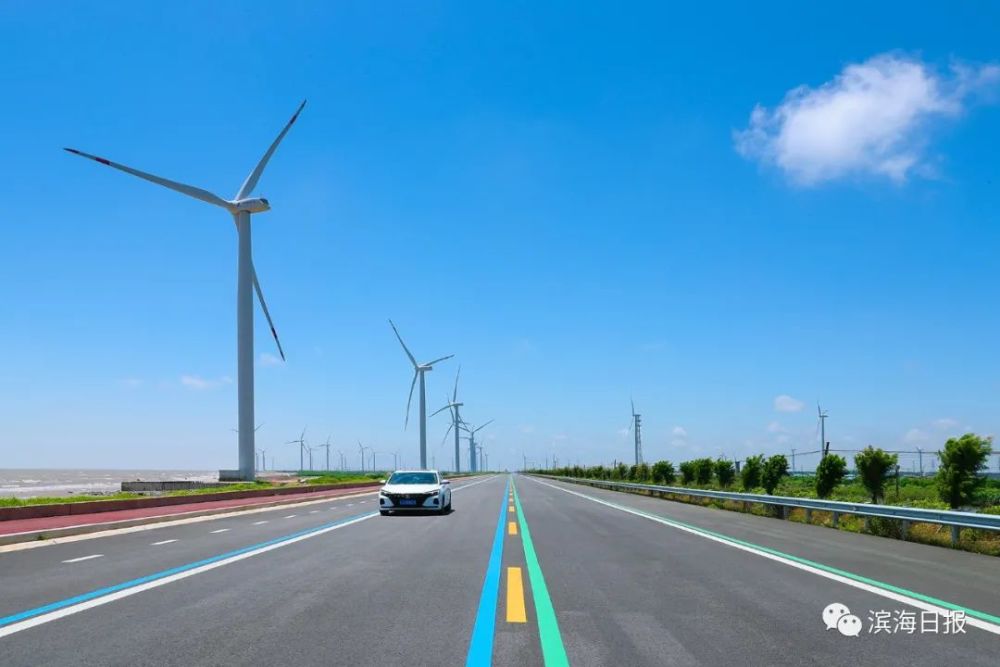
[466,478,511,667]
[0,511,377,629]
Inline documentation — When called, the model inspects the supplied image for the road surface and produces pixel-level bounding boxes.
[1,474,997,666]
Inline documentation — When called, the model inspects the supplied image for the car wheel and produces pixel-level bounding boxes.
[380,510,389,516]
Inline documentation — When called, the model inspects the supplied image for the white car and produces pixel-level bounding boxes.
[378,470,452,515]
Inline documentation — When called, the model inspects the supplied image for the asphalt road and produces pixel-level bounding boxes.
[0,473,997,666]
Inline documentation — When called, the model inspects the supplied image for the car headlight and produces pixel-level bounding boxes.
[426,489,439,496]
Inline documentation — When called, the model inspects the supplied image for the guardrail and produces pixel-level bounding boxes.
[533,475,1000,545]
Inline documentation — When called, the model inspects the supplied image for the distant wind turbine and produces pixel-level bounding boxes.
[66,101,307,481]
[286,428,308,472]
[389,320,454,469]
[430,366,464,473]
[461,420,494,472]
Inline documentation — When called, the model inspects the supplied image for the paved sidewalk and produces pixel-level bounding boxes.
[0,484,379,539]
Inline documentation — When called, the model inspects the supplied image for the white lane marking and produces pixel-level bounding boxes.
[210,529,230,534]
[309,510,319,514]
[0,513,377,639]
[252,521,269,525]
[283,515,297,519]
[528,477,1000,636]
[150,539,177,546]
[359,501,366,504]
[61,554,103,563]
[347,503,354,507]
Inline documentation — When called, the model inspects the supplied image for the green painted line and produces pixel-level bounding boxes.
[511,478,570,667]
[552,480,1000,627]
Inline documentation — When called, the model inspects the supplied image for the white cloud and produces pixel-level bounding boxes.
[258,353,283,367]
[932,418,959,431]
[903,428,930,444]
[735,53,999,185]
[672,426,688,437]
[774,394,804,413]
[180,375,232,391]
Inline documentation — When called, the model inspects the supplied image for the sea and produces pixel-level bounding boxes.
[0,469,219,499]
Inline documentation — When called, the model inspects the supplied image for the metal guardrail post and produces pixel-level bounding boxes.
[951,525,960,546]
[832,511,839,528]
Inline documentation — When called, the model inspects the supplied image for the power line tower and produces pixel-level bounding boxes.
[817,404,830,456]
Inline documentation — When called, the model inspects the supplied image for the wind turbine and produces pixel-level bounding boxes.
[389,320,454,469]
[286,428,307,472]
[430,366,464,473]
[358,441,369,473]
[627,398,643,466]
[817,403,830,456]
[461,420,494,472]
[319,436,333,472]
[65,101,306,481]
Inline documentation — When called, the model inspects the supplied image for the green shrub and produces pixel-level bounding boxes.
[651,460,676,485]
[854,446,898,503]
[762,455,789,494]
[692,458,714,485]
[741,454,763,491]
[936,433,992,509]
[815,454,847,498]
[679,461,696,485]
[714,458,736,488]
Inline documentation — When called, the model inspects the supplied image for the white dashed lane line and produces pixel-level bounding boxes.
[283,515,297,519]
[151,540,177,546]
[62,555,103,564]
[252,521,269,525]
[309,510,319,514]
[210,529,229,534]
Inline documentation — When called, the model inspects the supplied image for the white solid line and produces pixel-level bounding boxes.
[252,520,269,525]
[61,554,103,563]
[209,529,229,534]
[150,539,177,546]
[529,477,1000,636]
[283,515,296,519]
[0,513,376,639]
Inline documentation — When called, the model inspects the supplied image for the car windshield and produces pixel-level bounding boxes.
[387,472,437,485]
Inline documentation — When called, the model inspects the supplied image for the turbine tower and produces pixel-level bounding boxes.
[627,398,643,466]
[66,101,307,481]
[389,320,453,469]
[430,366,464,473]
[461,420,494,472]
[319,436,333,472]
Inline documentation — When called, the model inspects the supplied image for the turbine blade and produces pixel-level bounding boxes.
[474,419,494,433]
[440,422,454,447]
[453,365,461,403]
[64,148,232,210]
[389,320,418,368]
[430,404,452,418]
[425,354,454,367]
[235,100,307,200]
[405,371,417,428]
[252,266,286,361]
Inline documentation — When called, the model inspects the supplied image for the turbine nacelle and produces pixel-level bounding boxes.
[232,197,270,214]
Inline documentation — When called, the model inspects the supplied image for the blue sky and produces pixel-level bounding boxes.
[2,1,999,473]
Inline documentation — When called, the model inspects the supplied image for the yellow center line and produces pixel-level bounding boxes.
[508,504,515,512]
[508,521,518,535]
[506,567,527,623]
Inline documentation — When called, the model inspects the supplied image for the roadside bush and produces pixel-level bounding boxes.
[936,433,992,509]
[741,454,763,491]
[714,458,736,488]
[815,454,847,499]
[651,460,676,485]
[627,464,639,481]
[693,458,714,485]
[679,461,696,485]
[854,446,898,503]
[635,462,651,482]
[762,455,789,494]
[616,462,629,480]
